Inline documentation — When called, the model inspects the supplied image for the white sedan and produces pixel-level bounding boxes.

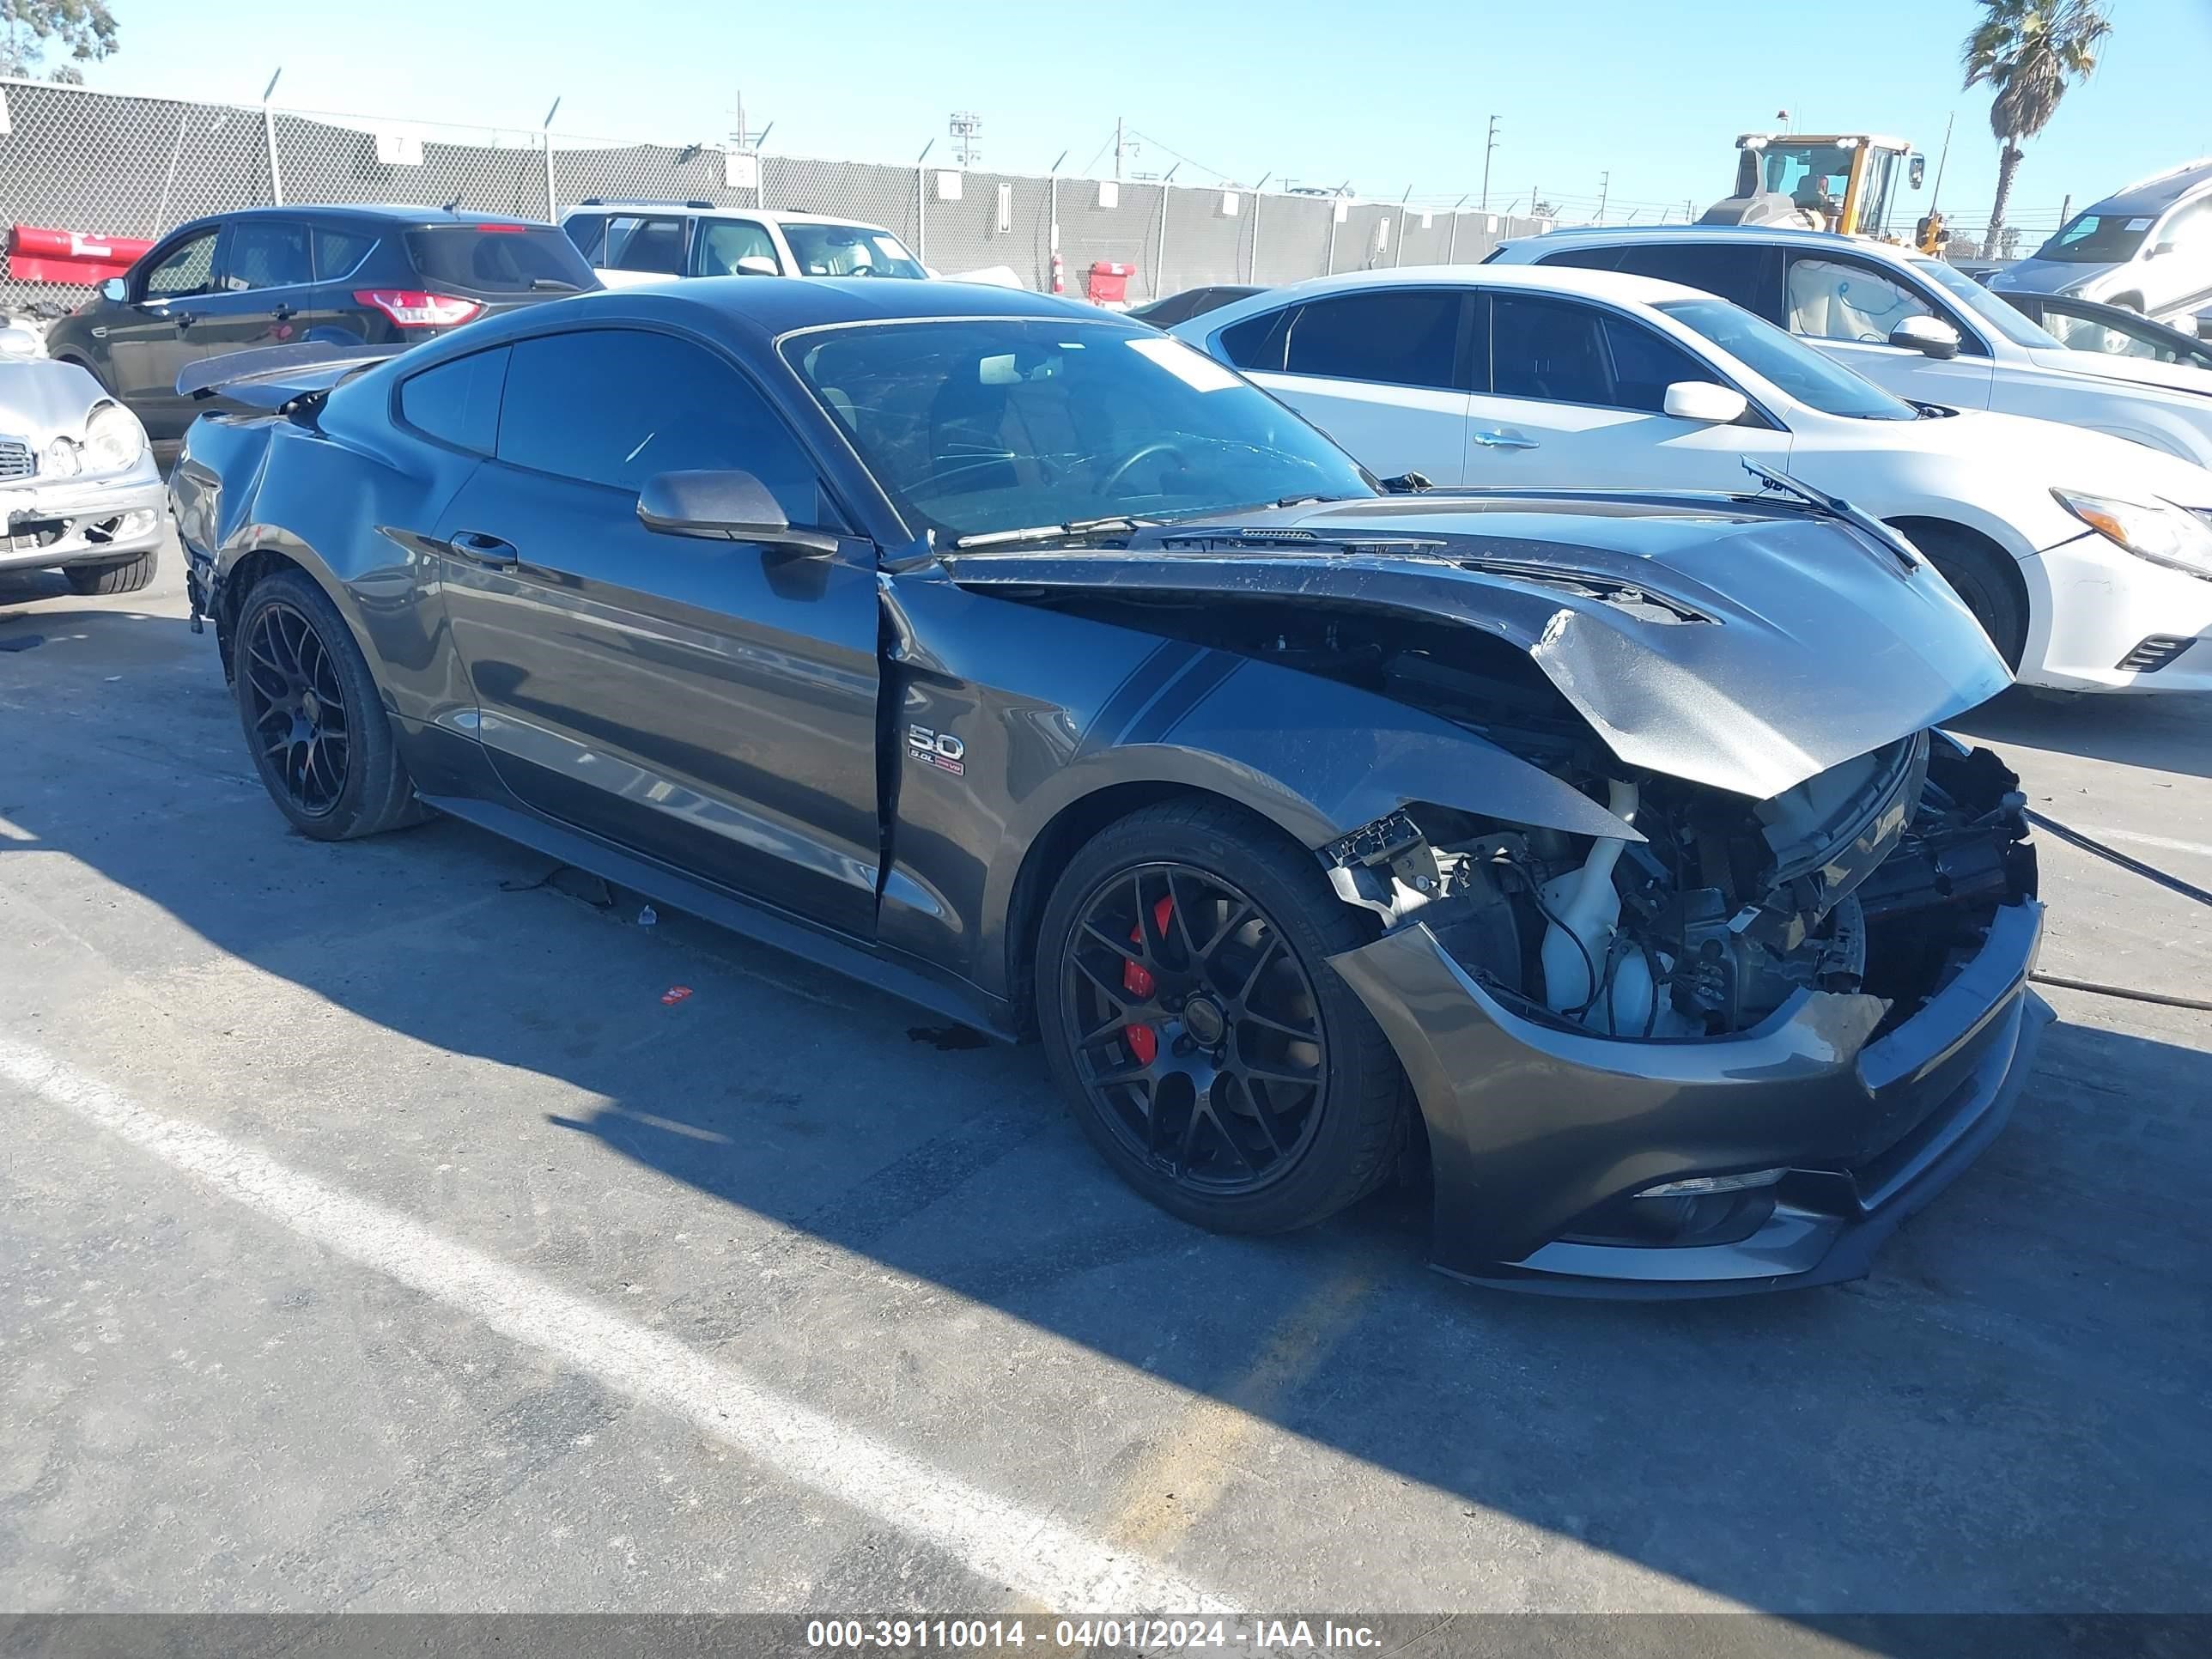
[1174,265,2212,694]
[1484,227,2212,466]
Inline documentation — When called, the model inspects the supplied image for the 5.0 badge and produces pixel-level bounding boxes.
[906,724,966,775]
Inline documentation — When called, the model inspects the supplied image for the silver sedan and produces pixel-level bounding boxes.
[2,337,167,595]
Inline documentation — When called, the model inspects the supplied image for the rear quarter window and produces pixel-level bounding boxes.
[403,226,599,295]
[1216,307,1292,372]
[398,346,510,455]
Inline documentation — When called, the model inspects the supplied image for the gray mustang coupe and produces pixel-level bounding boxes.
[169,279,2047,1296]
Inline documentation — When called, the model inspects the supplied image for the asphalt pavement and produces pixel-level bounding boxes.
[2,543,2206,1641]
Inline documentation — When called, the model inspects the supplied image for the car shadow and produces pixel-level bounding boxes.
[1949,684,2212,781]
[5,623,2210,1628]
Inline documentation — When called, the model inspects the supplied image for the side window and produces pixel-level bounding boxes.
[1217,307,1291,372]
[398,346,510,456]
[694,220,781,276]
[313,226,374,280]
[139,229,219,300]
[1490,295,1612,405]
[1280,290,1465,390]
[495,329,821,522]
[1784,257,1937,345]
[2157,198,2212,253]
[602,216,688,276]
[1596,315,1711,413]
[221,219,313,292]
[1603,243,1785,323]
[563,214,609,263]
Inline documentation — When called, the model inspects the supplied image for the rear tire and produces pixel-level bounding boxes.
[63,547,158,596]
[1036,798,1409,1236]
[1905,525,2027,672]
[232,567,426,841]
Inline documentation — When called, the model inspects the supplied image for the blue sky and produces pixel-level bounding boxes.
[70,0,2212,234]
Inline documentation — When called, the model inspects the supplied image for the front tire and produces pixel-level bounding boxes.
[1907,526,2027,672]
[232,568,424,841]
[63,547,158,595]
[1036,799,1409,1236]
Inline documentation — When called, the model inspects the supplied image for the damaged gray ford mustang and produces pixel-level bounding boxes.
[169,280,2050,1295]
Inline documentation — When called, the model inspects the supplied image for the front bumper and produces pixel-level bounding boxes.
[2018,535,2212,692]
[0,468,167,573]
[1329,899,2048,1297]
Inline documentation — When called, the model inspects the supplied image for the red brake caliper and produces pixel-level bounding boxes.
[1122,895,1175,1066]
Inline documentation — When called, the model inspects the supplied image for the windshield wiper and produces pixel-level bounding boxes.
[530,278,584,292]
[1742,459,1920,574]
[951,515,1150,550]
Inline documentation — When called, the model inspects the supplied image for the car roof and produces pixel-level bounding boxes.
[471,275,1114,344]
[207,204,556,228]
[562,202,900,233]
[1494,223,1931,264]
[1203,262,1707,312]
[2078,160,2212,219]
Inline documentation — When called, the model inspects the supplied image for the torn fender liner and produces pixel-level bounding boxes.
[942,501,2010,799]
[1326,898,2046,1289]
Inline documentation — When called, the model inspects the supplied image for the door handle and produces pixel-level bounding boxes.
[173,310,203,329]
[1472,428,1540,450]
[447,530,520,568]
[270,302,295,322]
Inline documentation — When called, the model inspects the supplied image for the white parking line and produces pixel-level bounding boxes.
[0,1033,1223,1614]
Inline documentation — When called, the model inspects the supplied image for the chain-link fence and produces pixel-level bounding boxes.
[0,77,1558,313]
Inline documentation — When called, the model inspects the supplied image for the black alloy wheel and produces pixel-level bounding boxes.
[241,597,352,817]
[1062,860,1331,1194]
[1038,801,1411,1235]
[229,567,426,842]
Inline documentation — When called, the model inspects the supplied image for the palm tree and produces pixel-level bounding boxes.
[1963,0,2113,257]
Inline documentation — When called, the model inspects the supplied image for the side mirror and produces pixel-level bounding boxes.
[100,276,128,303]
[1908,155,1926,190]
[2149,240,2177,258]
[636,469,839,555]
[0,325,40,358]
[1889,315,1962,359]
[1662,381,1751,423]
[733,254,779,276]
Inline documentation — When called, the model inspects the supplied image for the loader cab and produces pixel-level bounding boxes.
[1709,135,1919,240]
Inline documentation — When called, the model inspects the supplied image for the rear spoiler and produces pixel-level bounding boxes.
[176,340,404,409]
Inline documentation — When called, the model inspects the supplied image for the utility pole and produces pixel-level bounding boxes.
[1480,114,1498,212]
[1596,171,1609,222]
[1114,116,1126,180]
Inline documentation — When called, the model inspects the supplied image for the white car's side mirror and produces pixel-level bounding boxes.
[1889,315,1962,359]
[0,325,40,359]
[1662,381,1750,424]
[734,255,779,276]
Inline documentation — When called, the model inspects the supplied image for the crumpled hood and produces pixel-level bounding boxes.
[942,494,2013,799]
[0,358,108,446]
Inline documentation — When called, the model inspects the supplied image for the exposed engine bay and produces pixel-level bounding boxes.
[1034,597,2038,1040]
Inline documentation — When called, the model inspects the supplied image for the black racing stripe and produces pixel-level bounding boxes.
[1074,638,1200,761]
[1127,649,1243,746]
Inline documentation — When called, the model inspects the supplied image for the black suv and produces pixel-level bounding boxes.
[47,205,600,436]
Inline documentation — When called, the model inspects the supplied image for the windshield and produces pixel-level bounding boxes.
[783,318,1375,541]
[2035,210,2153,264]
[1910,257,2064,348]
[1656,297,1917,420]
[1759,143,1854,210]
[783,222,926,278]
